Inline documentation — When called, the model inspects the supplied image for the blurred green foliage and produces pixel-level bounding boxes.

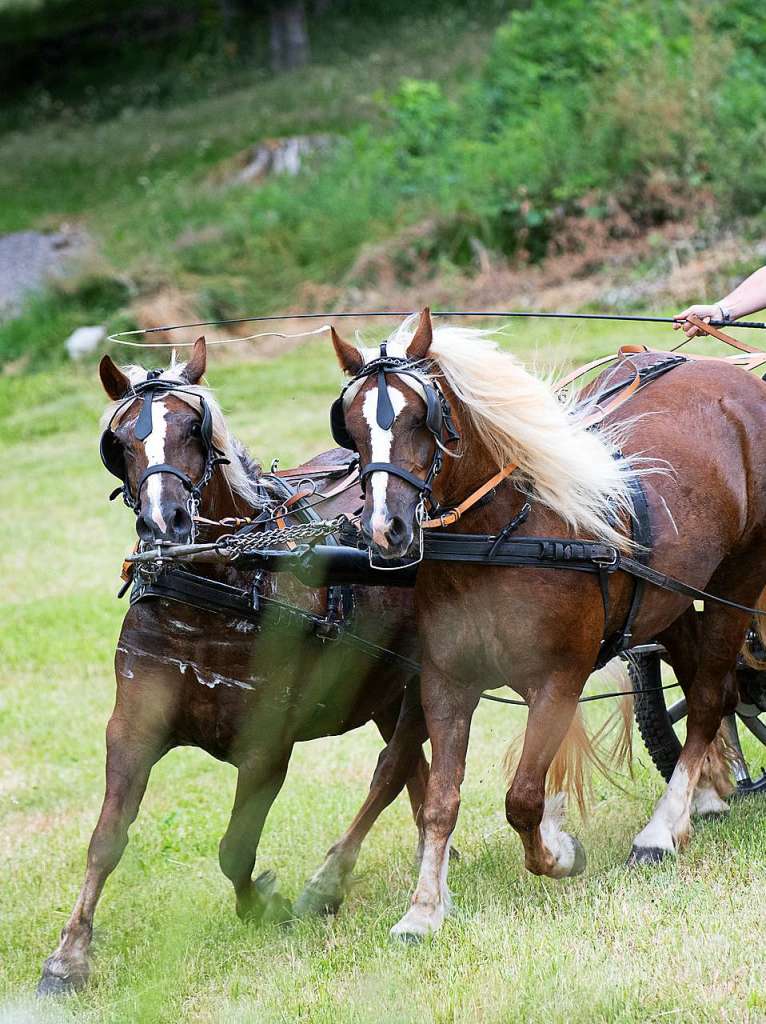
[2,0,766,371]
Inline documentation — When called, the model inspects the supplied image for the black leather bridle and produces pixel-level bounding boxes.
[100,374,228,519]
[330,342,460,510]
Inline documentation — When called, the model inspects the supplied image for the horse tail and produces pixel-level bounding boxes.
[503,696,634,819]
[740,586,766,670]
[701,724,737,800]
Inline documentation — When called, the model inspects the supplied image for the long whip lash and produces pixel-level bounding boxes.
[107,309,766,349]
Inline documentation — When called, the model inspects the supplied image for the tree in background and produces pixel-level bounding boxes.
[269,1,310,71]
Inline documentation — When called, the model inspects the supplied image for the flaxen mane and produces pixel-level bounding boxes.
[384,315,636,547]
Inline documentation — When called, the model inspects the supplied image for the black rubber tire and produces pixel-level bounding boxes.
[629,651,680,783]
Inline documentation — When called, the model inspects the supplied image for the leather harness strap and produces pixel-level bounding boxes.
[420,464,518,529]
[275,488,315,550]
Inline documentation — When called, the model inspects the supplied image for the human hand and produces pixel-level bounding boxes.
[673,304,722,338]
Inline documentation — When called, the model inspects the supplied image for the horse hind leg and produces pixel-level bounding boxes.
[628,600,747,866]
[654,611,733,819]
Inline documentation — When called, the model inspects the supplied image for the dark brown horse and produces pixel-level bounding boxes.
[38,339,430,994]
[331,308,766,939]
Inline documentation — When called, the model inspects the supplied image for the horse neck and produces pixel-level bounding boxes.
[435,383,500,496]
[434,383,527,528]
[199,464,261,526]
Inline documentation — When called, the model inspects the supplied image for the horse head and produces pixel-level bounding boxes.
[98,337,230,545]
[330,308,458,561]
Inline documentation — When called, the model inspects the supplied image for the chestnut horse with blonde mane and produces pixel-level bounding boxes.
[331,308,766,940]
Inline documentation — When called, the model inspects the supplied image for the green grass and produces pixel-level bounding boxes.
[1,330,765,1023]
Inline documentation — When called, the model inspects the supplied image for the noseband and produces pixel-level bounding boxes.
[330,342,460,509]
[100,373,228,519]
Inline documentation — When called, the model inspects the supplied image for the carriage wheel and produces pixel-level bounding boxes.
[629,650,766,795]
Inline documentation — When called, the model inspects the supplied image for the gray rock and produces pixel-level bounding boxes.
[0,228,92,321]
[65,325,106,360]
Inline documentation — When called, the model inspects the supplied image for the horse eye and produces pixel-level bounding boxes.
[190,422,202,438]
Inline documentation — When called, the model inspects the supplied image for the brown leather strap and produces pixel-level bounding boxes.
[283,489,315,510]
[579,357,642,428]
[274,509,295,549]
[319,467,360,500]
[554,352,622,390]
[121,542,138,583]
[549,344,649,392]
[193,513,254,528]
[685,313,763,354]
[421,462,518,529]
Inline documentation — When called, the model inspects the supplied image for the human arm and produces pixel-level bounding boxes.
[673,265,766,338]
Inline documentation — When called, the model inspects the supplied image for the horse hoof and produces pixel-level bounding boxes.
[238,871,293,925]
[294,885,344,919]
[390,906,442,942]
[36,967,86,998]
[391,928,425,945]
[568,835,587,877]
[626,844,669,867]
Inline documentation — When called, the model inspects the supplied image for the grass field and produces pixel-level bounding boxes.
[1,325,765,1024]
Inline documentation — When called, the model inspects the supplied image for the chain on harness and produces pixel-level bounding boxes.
[213,514,354,559]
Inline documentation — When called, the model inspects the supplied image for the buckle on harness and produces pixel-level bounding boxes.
[592,547,619,568]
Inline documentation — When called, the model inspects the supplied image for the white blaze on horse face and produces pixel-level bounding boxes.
[362,385,406,546]
[142,398,169,533]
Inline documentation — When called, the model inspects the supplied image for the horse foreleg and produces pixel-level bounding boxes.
[218,753,292,924]
[390,670,479,941]
[295,685,428,917]
[376,682,432,857]
[504,679,587,879]
[38,715,166,996]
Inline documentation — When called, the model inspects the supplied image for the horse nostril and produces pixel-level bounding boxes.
[387,516,407,546]
[168,506,192,541]
[135,514,156,543]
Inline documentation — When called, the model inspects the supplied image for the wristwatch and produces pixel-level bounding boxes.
[717,304,733,323]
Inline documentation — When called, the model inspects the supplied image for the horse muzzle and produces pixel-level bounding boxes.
[361,509,415,561]
[135,501,194,545]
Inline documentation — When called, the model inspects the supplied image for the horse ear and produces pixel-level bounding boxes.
[99,355,131,399]
[331,326,364,376]
[183,336,207,384]
[406,307,433,361]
